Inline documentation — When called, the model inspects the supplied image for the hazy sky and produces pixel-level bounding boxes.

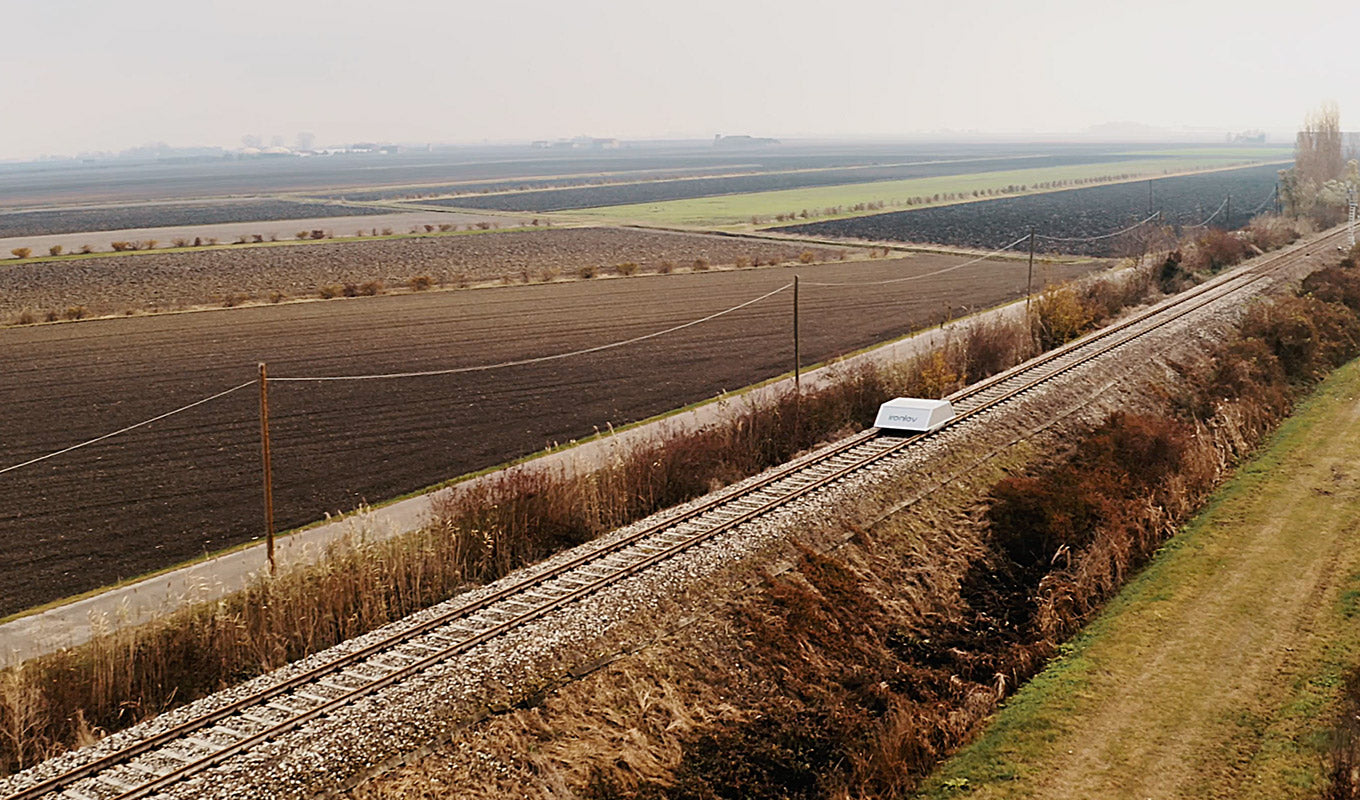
[1,0,1354,159]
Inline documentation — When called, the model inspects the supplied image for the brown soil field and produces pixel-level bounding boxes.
[0,209,526,260]
[0,252,1101,616]
[0,227,844,322]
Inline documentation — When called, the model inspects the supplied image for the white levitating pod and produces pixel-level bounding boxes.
[874,397,955,433]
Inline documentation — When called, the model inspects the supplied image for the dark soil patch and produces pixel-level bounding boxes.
[0,200,390,239]
[776,164,1282,257]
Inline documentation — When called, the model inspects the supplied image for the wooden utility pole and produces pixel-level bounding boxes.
[1025,227,1036,312]
[258,362,276,575]
[792,276,801,392]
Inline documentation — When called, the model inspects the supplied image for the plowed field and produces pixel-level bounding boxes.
[0,228,844,321]
[776,164,1282,256]
[0,252,1101,615]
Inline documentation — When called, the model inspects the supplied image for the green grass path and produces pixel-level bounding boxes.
[915,359,1360,799]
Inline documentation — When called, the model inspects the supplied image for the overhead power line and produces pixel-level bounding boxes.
[801,234,1031,288]
[0,381,258,477]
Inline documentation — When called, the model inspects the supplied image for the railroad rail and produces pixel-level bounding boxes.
[3,228,1339,800]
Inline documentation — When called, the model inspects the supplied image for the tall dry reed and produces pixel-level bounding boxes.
[0,263,1167,774]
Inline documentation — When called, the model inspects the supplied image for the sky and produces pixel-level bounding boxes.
[0,0,1354,160]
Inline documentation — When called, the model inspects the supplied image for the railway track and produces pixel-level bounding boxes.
[3,227,1338,800]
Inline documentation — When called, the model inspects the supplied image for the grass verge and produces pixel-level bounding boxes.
[913,319,1360,798]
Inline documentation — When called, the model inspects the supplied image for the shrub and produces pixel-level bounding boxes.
[798,250,816,264]
[1245,215,1300,252]
[578,265,597,279]
[1079,261,1152,321]
[47,245,62,257]
[310,230,326,240]
[987,412,1190,574]
[658,261,675,274]
[62,306,86,321]
[1158,250,1193,294]
[693,258,710,271]
[1302,266,1360,313]
[79,245,94,254]
[735,256,751,268]
[1030,285,1093,350]
[14,310,35,325]
[1185,229,1251,273]
[1241,294,1360,383]
[539,267,561,283]
[615,262,638,276]
[359,280,384,296]
[914,351,960,398]
[171,239,189,248]
[424,225,435,233]
[408,275,435,291]
[10,248,31,259]
[141,240,158,250]
[965,319,1029,381]
[44,310,59,322]
[381,228,393,236]
[268,291,287,304]
[296,231,310,240]
[318,284,342,299]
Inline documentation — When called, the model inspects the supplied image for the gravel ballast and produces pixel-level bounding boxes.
[0,233,1335,800]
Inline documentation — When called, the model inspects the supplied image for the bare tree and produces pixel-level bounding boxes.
[1296,102,1344,187]
[1281,103,1348,221]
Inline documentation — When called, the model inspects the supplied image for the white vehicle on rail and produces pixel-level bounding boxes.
[874,397,955,434]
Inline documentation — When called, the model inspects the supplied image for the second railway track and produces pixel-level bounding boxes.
[2,226,1340,800]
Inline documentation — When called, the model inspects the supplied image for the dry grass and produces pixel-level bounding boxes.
[0,261,1185,774]
[347,259,1360,800]
[582,260,1360,800]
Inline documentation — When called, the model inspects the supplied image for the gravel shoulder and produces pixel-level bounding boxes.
[916,358,1360,799]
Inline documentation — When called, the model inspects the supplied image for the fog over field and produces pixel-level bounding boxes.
[1,0,1356,159]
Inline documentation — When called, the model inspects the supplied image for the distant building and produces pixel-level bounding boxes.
[714,134,780,148]
[531,136,621,150]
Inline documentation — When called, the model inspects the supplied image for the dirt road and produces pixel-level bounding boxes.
[917,360,1360,799]
[0,253,1097,616]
